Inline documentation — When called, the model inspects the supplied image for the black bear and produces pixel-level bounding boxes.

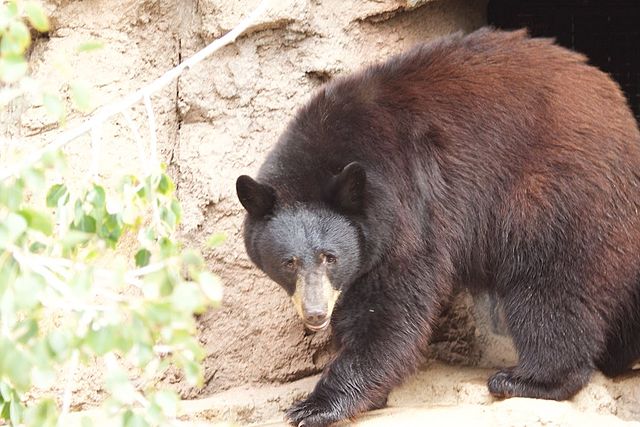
[236,28,640,426]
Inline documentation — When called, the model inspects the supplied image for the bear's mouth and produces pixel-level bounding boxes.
[304,318,331,332]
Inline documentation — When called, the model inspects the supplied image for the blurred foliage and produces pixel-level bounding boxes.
[0,1,222,426]
[0,0,98,121]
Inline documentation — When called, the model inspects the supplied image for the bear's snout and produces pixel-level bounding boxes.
[290,271,341,332]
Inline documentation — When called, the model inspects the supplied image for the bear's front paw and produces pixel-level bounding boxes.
[286,396,342,427]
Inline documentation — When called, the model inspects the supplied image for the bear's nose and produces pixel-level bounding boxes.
[303,308,330,331]
[305,309,327,325]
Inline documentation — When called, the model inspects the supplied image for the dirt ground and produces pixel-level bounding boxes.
[68,362,640,426]
[196,360,640,426]
[11,0,640,425]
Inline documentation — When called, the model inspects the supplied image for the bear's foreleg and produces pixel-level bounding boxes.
[287,269,449,427]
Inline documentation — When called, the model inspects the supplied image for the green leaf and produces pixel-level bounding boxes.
[180,357,202,387]
[1,21,30,55]
[158,237,178,257]
[171,282,205,313]
[0,288,16,331]
[32,366,55,390]
[156,174,173,195]
[24,398,57,427]
[206,232,226,248]
[5,1,18,17]
[87,188,104,224]
[135,184,147,200]
[22,167,44,190]
[0,383,11,402]
[45,183,68,207]
[141,301,173,325]
[122,409,149,427]
[106,369,136,405]
[132,344,154,367]
[0,262,18,298]
[151,390,178,418]
[9,397,22,427]
[99,213,122,246]
[170,199,182,224]
[159,206,176,229]
[0,213,27,245]
[69,268,92,295]
[15,319,38,344]
[2,345,32,391]
[73,214,96,233]
[145,403,163,426]
[77,40,104,53]
[41,149,65,169]
[85,324,118,355]
[14,273,43,310]
[129,315,152,347]
[47,330,70,360]
[18,208,53,235]
[0,54,27,83]
[181,249,203,270]
[28,241,46,253]
[42,93,65,122]
[0,180,23,209]
[0,402,9,422]
[199,271,223,304]
[70,81,92,112]
[61,230,92,249]
[89,184,106,210]
[0,3,17,29]
[135,248,151,267]
[24,1,50,32]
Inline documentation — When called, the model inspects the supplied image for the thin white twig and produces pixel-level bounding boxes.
[125,261,169,278]
[7,247,157,310]
[121,109,148,175]
[90,123,102,178]
[152,344,173,356]
[142,93,158,170]
[58,350,79,427]
[0,0,270,182]
[10,246,73,298]
[8,246,167,285]
[104,354,151,408]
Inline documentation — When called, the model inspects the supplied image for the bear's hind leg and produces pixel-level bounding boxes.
[596,309,640,377]
[488,281,602,400]
[488,365,592,400]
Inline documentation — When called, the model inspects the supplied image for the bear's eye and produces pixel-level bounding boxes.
[323,253,337,264]
[282,258,297,270]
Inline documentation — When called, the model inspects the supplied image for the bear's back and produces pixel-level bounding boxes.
[260,28,640,217]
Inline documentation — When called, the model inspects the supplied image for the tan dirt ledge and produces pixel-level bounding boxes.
[66,362,640,426]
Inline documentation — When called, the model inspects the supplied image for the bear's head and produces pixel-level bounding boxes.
[235,162,366,331]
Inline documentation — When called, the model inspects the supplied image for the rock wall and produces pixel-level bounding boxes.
[16,0,490,404]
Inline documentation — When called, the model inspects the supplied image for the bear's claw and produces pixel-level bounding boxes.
[286,396,341,427]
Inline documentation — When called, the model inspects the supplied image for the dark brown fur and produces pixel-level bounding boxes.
[236,28,640,426]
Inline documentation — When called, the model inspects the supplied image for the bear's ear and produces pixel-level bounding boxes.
[236,175,276,218]
[330,162,366,213]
